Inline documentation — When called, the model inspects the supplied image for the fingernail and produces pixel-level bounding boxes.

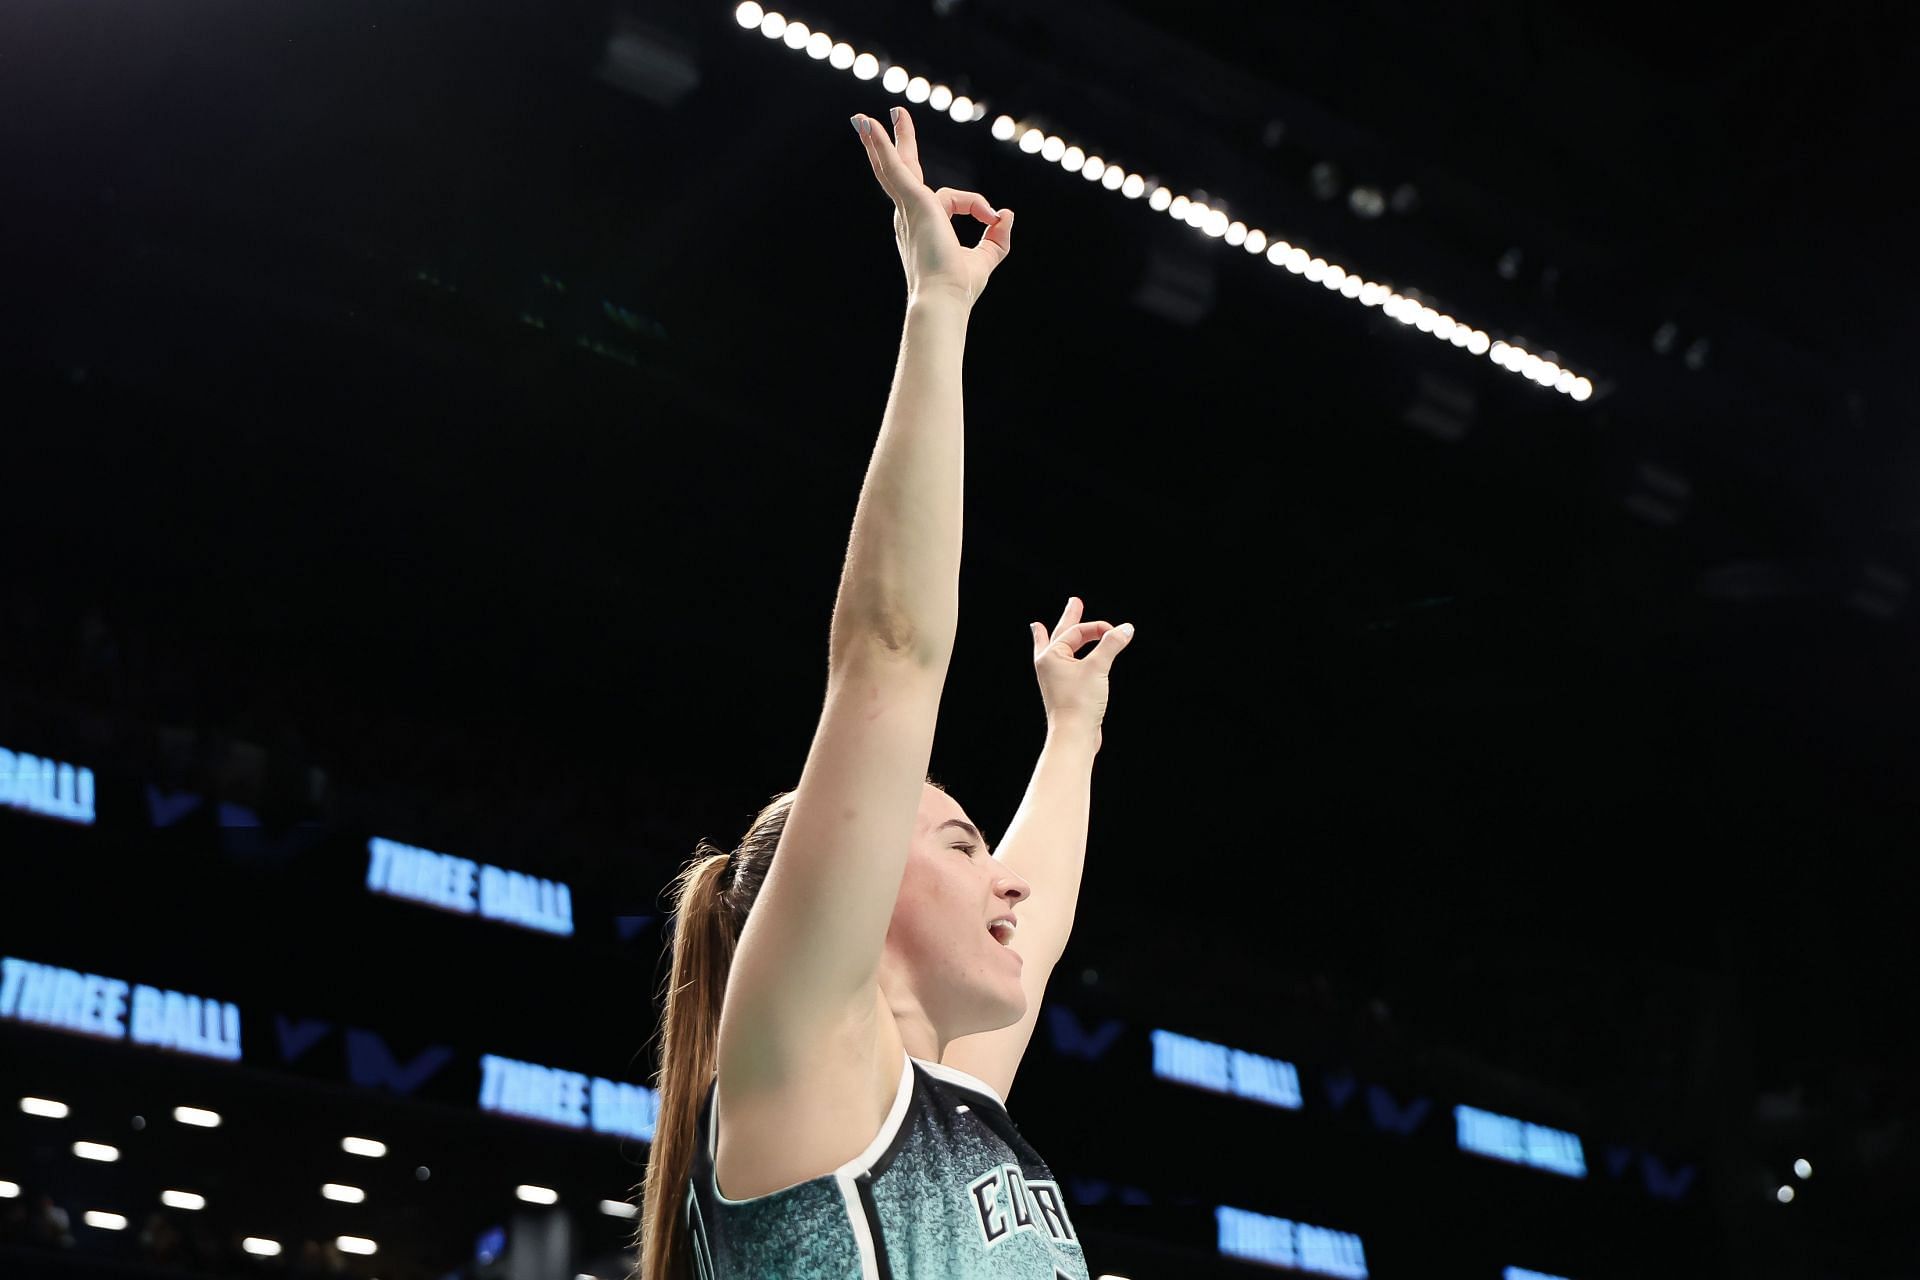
[1118,623,1135,637]
[850,115,865,137]
[890,106,901,124]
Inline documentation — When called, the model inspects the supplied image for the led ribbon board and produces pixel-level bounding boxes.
[0,955,241,1062]
[366,837,574,936]
[477,1053,655,1142]
[1217,1206,1368,1278]
[0,745,96,825]
[1506,1269,1572,1280]
[1455,1105,1586,1177]
[1151,1028,1302,1109]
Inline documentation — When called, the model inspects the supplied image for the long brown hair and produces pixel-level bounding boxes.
[629,780,944,1279]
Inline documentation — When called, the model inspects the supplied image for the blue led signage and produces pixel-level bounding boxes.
[1455,1105,1586,1177]
[1,745,95,825]
[478,1052,655,1141]
[0,955,240,1061]
[1151,1028,1301,1109]
[1216,1205,1368,1278]
[366,837,574,936]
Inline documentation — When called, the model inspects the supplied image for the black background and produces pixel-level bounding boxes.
[3,1,1918,1276]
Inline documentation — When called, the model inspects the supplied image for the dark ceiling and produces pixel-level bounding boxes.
[1094,0,1920,372]
[2,0,1918,1272]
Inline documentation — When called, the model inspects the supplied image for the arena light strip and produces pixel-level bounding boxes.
[733,3,1597,403]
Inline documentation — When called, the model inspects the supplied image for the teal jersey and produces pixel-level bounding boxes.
[685,1051,1090,1279]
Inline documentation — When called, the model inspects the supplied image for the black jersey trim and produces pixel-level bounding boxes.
[852,1169,894,1280]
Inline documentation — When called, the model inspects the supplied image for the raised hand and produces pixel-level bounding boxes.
[851,106,1014,307]
[1029,597,1134,742]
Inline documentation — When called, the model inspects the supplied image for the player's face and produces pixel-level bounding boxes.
[886,784,1031,1037]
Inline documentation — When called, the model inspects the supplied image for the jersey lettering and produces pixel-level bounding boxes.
[968,1165,1078,1251]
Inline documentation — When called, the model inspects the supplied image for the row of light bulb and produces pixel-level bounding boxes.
[733,2,1595,403]
[7,1095,642,1260]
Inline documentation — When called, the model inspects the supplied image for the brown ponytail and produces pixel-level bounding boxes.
[628,779,944,1277]
[629,790,796,1280]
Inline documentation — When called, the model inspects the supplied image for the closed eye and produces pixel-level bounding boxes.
[952,844,978,856]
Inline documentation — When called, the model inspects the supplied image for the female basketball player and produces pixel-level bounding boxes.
[634,106,1134,1279]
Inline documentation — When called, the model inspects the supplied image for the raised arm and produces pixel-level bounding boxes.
[832,109,1012,661]
[940,597,1133,1100]
[716,108,1016,1097]
[827,290,968,666]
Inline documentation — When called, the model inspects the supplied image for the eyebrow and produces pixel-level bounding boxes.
[936,819,989,848]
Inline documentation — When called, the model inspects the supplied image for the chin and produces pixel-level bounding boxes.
[967,990,1025,1036]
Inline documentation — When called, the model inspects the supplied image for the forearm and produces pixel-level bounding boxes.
[829,294,970,668]
[993,721,1101,945]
